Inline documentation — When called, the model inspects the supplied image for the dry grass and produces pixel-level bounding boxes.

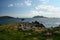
[33,37,38,40]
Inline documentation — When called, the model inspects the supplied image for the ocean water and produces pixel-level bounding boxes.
[0,18,60,27]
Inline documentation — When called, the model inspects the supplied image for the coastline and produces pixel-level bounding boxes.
[0,22,60,40]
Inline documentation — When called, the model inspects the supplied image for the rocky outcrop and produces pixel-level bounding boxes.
[32,21,45,28]
[17,21,45,30]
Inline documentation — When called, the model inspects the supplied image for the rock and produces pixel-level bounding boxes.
[46,38,53,40]
[32,21,45,28]
[33,37,38,40]
[21,18,25,21]
[17,21,45,31]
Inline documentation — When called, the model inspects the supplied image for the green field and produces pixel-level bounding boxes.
[0,22,60,40]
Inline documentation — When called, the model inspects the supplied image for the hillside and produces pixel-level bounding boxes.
[0,22,60,40]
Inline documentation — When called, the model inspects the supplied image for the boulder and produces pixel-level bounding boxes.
[32,21,45,28]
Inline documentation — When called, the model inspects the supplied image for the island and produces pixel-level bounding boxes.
[0,16,14,18]
[33,16,47,18]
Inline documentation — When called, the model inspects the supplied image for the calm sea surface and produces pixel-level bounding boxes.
[0,18,60,27]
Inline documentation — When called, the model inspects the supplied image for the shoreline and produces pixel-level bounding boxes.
[0,22,60,40]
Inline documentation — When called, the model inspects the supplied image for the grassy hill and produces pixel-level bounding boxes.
[0,22,60,40]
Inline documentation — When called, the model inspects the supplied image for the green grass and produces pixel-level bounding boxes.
[0,22,60,40]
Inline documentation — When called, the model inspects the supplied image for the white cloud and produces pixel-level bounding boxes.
[31,11,40,15]
[24,0,32,6]
[15,3,23,6]
[30,0,60,18]
[16,11,40,18]
[15,3,19,5]
[29,10,60,18]
[43,12,60,18]
[39,0,49,4]
[8,3,23,7]
[40,0,48,2]
[8,0,32,7]
[35,5,60,12]
[20,3,24,5]
[8,4,14,7]
[28,4,60,18]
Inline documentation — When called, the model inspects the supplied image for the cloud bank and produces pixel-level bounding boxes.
[7,0,60,18]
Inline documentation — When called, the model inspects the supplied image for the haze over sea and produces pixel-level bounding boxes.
[0,18,60,27]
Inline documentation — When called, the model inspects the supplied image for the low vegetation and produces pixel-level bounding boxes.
[0,16,14,18]
[0,22,60,40]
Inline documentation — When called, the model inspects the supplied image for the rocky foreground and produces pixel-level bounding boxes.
[0,21,60,40]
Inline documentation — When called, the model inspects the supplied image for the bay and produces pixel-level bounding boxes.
[0,18,60,27]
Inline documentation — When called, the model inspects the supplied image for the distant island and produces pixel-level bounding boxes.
[0,16,14,18]
[33,16,47,18]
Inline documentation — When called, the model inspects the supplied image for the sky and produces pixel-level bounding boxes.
[0,0,60,18]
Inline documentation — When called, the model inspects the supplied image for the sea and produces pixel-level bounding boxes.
[0,18,60,27]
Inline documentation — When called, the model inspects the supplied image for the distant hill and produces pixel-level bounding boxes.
[0,16,14,18]
[33,16,47,18]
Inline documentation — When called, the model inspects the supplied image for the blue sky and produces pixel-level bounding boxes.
[0,0,60,18]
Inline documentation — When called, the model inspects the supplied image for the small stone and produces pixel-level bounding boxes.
[33,37,38,40]
[28,33,31,35]
[46,38,53,40]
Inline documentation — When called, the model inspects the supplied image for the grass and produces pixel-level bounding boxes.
[0,22,60,40]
